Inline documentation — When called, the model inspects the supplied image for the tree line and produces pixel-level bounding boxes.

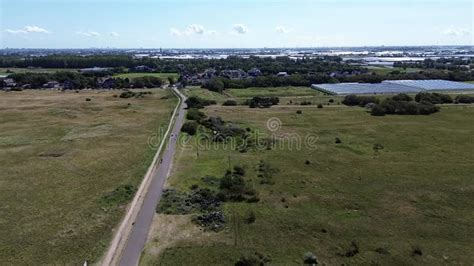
[0,55,360,75]
[4,71,163,89]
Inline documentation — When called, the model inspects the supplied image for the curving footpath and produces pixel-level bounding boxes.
[101,87,187,266]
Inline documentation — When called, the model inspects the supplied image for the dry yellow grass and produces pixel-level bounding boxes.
[0,89,177,264]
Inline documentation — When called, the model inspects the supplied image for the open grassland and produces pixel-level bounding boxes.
[183,86,340,106]
[0,89,177,264]
[113,72,179,80]
[143,101,474,265]
[183,86,230,102]
[227,86,318,98]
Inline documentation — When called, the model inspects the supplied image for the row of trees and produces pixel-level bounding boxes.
[4,71,163,89]
[394,58,472,71]
[342,93,443,116]
[0,55,360,75]
[202,70,474,92]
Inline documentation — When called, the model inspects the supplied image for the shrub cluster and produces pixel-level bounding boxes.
[181,121,199,135]
[342,94,379,106]
[157,188,221,215]
[186,108,206,121]
[370,94,440,116]
[185,96,216,109]
[192,211,225,232]
[218,166,258,202]
[100,184,136,208]
[119,90,152,99]
[246,96,279,108]
[200,116,246,140]
[257,160,278,185]
[455,95,474,104]
[415,92,452,104]
[222,99,238,106]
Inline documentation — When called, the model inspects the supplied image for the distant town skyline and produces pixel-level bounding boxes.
[1,0,473,49]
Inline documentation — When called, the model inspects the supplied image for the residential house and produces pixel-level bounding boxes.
[220,69,248,79]
[97,77,116,89]
[248,68,262,77]
[133,65,154,72]
[3,78,17,88]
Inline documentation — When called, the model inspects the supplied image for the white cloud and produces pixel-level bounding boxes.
[170,28,182,36]
[24,25,49,33]
[170,24,216,37]
[76,31,101,37]
[275,26,292,34]
[109,32,119,37]
[185,24,205,35]
[233,24,248,34]
[440,27,470,37]
[5,25,50,34]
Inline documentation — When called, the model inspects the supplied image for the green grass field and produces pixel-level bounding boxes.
[183,86,339,106]
[113,72,179,80]
[142,98,474,265]
[0,89,177,264]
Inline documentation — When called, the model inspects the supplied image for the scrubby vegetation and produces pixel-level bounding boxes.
[100,184,136,208]
[370,95,440,116]
[186,108,206,121]
[181,121,199,135]
[342,94,379,106]
[246,96,280,108]
[157,166,259,231]
[199,116,246,141]
[415,92,453,104]
[222,99,238,106]
[455,95,474,104]
[119,90,152,99]
[185,96,217,109]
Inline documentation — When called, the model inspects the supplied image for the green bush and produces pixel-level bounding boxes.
[342,94,379,106]
[186,108,206,121]
[223,100,238,106]
[415,92,452,104]
[181,121,198,135]
[185,96,216,109]
[247,96,279,108]
[455,95,474,104]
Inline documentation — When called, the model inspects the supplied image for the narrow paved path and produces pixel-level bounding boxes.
[104,87,187,266]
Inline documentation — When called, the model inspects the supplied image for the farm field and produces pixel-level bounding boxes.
[142,96,474,265]
[113,72,179,80]
[0,89,177,264]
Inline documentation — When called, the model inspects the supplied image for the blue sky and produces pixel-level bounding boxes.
[0,0,472,48]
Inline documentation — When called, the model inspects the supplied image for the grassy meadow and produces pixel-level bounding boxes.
[0,89,177,264]
[141,88,474,265]
[183,86,338,106]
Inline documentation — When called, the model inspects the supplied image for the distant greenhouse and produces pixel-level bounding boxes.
[311,80,474,95]
[383,80,474,91]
